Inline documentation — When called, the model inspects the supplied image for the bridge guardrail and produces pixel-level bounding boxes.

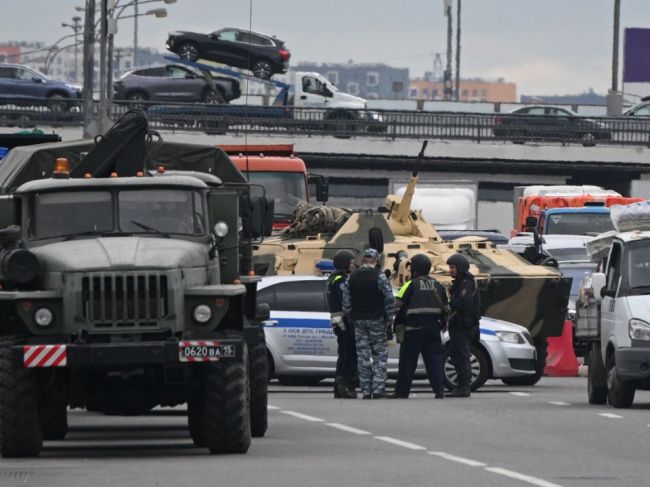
[1,98,650,147]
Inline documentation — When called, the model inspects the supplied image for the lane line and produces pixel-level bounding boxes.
[598,413,623,419]
[326,423,371,435]
[510,392,530,397]
[548,401,571,407]
[267,405,280,410]
[374,436,427,451]
[281,410,325,422]
[428,451,486,467]
[485,467,564,487]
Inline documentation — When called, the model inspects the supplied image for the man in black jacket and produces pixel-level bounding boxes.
[446,253,481,398]
[391,254,448,399]
[327,250,357,398]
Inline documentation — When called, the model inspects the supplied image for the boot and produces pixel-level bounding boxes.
[335,377,357,399]
[446,388,471,398]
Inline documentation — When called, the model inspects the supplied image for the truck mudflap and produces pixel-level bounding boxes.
[13,340,243,368]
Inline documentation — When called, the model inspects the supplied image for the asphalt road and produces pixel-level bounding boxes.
[1,377,650,487]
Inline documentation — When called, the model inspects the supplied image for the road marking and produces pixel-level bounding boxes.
[326,423,371,435]
[374,436,427,451]
[598,413,623,419]
[510,392,530,397]
[428,451,486,467]
[486,467,564,487]
[548,401,571,407]
[267,405,280,410]
[281,410,325,422]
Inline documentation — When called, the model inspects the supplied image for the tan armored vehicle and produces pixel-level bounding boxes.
[253,142,571,383]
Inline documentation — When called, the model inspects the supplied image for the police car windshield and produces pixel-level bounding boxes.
[118,189,205,236]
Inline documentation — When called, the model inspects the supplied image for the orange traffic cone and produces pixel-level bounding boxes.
[544,320,579,377]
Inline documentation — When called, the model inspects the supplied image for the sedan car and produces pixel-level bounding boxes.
[493,105,611,146]
[0,63,81,111]
[258,275,537,391]
[166,28,290,79]
[113,63,240,105]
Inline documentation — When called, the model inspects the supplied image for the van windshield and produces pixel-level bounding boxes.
[627,241,650,289]
[545,212,613,235]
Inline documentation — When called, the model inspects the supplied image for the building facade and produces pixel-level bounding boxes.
[409,78,517,103]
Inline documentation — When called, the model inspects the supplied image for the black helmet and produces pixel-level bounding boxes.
[333,250,355,271]
[410,254,432,277]
[446,253,470,273]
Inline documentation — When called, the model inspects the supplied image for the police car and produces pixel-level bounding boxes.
[258,275,537,391]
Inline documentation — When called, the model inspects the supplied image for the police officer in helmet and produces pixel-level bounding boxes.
[391,254,448,399]
[327,249,358,398]
[446,253,481,398]
[342,248,395,399]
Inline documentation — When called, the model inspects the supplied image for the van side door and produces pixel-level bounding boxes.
[601,241,623,356]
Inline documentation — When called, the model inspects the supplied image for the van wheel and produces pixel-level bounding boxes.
[606,353,635,408]
[0,336,43,457]
[443,345,489,392]
[249,340,268,438]
[588,342,607,405]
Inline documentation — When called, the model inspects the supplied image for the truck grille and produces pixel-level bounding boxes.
[81,273,169,327]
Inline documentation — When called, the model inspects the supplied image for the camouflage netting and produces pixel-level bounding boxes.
[280,203,352,237]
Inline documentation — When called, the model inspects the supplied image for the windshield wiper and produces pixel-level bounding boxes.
[130,220,170,238]
[62,230,103,241]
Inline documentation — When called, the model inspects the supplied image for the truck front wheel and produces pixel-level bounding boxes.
[204,343,251,454]
[40,402,68,441]
[249,339,268,438]
[587,342,607,405]
[0,336,43,457]
[606,353,635,408]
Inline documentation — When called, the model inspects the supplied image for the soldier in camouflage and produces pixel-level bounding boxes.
[342,248,395,399]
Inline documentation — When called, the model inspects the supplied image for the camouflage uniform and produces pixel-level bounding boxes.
[342,259,395,397]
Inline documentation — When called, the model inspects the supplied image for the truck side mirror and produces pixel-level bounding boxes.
[0,196,17,230]
[523,245,540,264]
[241,194,274,239]
[590,272,607,301]
[525,216,538,229]
[255,302,270,322]
[309,175,329,203]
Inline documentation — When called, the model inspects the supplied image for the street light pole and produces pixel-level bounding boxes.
[443,0,453,101]
[133,0,138,66]
[62,16,82,81]
[611,0,621,92]
[82,0,96,138]
[98,0,109,130]
[455,0,461,101]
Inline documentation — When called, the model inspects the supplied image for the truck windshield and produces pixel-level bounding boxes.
[627,241,650,289]
[32,191,113,239]
[119,189,205,235]
[545,212,613,235]
[246,172,307,217]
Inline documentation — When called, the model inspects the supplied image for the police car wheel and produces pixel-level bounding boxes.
[443,345,489,392]
[0,336,43,457]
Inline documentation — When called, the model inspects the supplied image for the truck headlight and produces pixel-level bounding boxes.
[496,331,525,344]
[193,304,212,323]
[214,221,228,238]
[34,307,53,327]
[629,319,650,341]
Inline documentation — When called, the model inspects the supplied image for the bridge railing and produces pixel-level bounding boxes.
[1,98,650,147]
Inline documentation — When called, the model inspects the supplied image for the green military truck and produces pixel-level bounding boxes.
[0,135,272,457]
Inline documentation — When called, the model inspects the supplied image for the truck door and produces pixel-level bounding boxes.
[601,242,624,356]
[295,75,332,109]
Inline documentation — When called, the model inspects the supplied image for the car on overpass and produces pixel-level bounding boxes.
[258,275,537,391]
[113,63,241,105]
[493,105,611,146]
[166,28,290,79]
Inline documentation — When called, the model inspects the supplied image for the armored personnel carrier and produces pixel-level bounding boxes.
[253,142,571,383]
[0,111,272,457]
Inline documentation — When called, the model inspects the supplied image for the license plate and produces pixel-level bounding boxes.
[178,341,236,362]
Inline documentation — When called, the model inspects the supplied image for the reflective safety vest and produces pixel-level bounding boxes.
[396,276,448,328]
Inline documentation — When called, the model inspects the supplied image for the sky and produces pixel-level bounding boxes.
[3,0,650,97]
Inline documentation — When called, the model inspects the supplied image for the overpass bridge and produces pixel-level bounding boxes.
[54,127,650,233]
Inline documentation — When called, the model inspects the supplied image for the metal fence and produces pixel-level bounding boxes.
[1,98,650,147]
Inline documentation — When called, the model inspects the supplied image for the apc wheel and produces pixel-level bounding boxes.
[251,59,273,79]
[606,353,635,408]
[178,42,199,62]
[443,344,489,392]
[40,402,68,441]
[0,336,42,457]
[588,342,607,405]
[204,343,251,454]
[249,340,268,438]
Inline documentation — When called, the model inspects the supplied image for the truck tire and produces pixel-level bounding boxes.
[501,336,546,386]
[606,353,635,408]
[204,343,251,454]
[249,340,268,438]
[587,342,607,405]
[0,336,43,457]
[40,402,68,441]
[187,397,206,448]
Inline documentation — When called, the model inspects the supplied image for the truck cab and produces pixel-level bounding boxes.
[577,231,650,408]
[289,72,367,110]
